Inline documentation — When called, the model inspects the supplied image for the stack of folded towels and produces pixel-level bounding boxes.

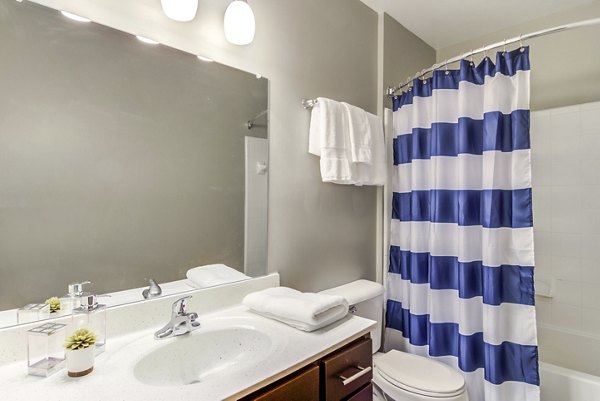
[242,287,349,332]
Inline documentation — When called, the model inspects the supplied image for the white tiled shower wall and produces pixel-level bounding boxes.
[531,101,600,336]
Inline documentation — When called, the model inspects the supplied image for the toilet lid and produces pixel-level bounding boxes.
[375,350,465,397]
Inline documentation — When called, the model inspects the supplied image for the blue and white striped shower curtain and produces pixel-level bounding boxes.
[385,47,540,401]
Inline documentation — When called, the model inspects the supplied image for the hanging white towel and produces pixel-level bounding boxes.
[366,112,386,186]
[347,112,386,186]
[341,102,372,164]
[308,97,386,186]
[242,287,349,332]
[186,264,249,288]
[308,97,354,183]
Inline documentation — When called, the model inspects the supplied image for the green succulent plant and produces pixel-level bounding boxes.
[45,297,61,313]
[64,328,97,351]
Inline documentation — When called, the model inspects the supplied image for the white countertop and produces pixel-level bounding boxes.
[0,305,375,401]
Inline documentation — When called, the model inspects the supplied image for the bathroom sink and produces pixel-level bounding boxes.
[133,326,273,386]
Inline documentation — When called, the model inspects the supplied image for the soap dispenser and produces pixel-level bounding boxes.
[61,281,91,314]
[72,294,106,355]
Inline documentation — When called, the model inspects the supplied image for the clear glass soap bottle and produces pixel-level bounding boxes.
[71,294,106,355]
[61,281,91,314]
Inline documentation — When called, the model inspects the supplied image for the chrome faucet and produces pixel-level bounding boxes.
[154,296,200,340]
[142,278,162,299]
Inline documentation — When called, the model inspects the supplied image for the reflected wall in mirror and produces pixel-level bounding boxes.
[0,0,269,326]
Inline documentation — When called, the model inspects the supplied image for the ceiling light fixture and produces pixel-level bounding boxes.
[224,0,255,45]
[60,11,91,23]
[135,35,160,45]
[160,0,198,22]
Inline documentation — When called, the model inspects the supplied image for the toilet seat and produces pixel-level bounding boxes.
[374,350,466,398]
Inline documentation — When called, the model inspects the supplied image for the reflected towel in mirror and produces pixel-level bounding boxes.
[186,264,249,288]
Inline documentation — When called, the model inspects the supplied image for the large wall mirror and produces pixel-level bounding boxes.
[0,0,269,327]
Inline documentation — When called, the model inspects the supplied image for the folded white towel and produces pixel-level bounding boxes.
[242,287,349,332]
[186,264,249,288]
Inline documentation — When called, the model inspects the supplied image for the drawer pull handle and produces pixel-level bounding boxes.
[338,365,372,386]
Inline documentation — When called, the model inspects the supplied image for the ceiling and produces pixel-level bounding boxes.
[359,0,595,49]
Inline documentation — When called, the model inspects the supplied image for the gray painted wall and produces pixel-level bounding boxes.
[436,2,600,110]
[0,1,267,309]
[250,0,380,292]
[383,13,436,102]
[26,0,380,293]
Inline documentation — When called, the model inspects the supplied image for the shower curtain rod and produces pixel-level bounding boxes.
[387,17,600,97]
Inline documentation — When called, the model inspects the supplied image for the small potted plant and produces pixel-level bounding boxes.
[45,297,61,314]
[64,328,97,377]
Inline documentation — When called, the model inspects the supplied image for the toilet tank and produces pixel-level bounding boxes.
[320,279,384,353]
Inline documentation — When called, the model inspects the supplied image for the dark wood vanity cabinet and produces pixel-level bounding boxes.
[242,364,321,401]
[321,337,373,401]
[344,383,373,401]
[240,336,373,401]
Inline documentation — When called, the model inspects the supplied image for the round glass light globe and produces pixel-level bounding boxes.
[224,0,256,45]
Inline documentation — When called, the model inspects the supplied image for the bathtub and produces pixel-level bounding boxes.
[538,323,600,401]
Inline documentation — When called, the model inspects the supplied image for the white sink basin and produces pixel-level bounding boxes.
[133,325,272,386]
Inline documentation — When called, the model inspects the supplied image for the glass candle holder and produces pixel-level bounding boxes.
[27,322,67,377]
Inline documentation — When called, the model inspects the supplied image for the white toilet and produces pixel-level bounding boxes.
[321,280,469,401]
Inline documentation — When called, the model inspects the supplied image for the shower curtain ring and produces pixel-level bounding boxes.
[519,34,524,51]
[469,50,475,67]
[444,60,449,75]
[503,39,507,54]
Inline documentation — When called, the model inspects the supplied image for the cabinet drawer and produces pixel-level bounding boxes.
[240,364,320,401]
[321,338,373,401]
[346,383,373,401]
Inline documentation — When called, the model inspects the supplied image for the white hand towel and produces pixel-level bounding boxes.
[366,112,387,186]
[308,98,353,184]
[351,113,386,186]
[308,97,344,156]
[186,264,249,288]
[242,287,349,332]
[341,102,372,164]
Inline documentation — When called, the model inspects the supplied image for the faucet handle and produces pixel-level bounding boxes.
[142,278,162,299]
[172,296,192,315]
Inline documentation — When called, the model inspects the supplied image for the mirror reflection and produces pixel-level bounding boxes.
[0,0,269,327]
